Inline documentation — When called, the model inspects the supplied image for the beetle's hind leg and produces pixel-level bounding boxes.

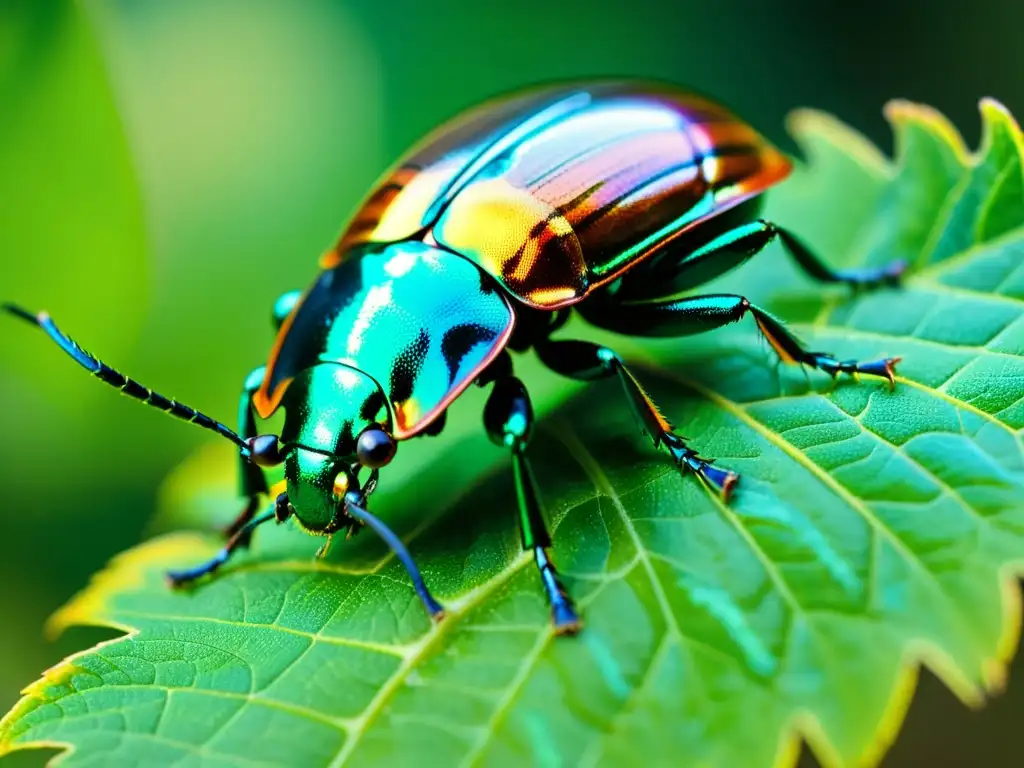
[580,294,900,387]
[770,223,907,289]
[483,375,581,634]
[746,301,901,385]
[536,341,738,499]
[613,220,906,303]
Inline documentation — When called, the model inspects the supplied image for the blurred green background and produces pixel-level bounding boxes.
[1,0,1022,765]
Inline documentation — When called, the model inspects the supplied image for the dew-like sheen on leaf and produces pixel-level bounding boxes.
[3,101,1024,768]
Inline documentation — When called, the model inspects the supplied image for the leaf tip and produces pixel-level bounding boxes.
[0,654,92,762]
[883,99,969,162]
[784,710,845,768]
[977,97,1024,157]
[978,96,1017,125]
[0,736,74,766]
[785,108,889,177]
[986,559,1024,694]
[908,639,987,709]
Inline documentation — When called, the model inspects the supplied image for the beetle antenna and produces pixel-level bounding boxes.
[343,495,445,620]
[3,303,249,451]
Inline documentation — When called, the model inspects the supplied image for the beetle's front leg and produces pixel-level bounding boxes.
[483,376,581,634]
[223,366,273,538]
[168,493,291,586]
[339,490,445,621]
[224,293,301,535]
[536,340,739,499]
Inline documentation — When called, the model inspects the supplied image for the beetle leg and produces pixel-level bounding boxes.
[223,496,261,540]
[272,290,303,330]
[580,294,900,389]
[167,493,291,586]
[536,340,738,499]
[614,220,906,302]
[615,219,777,301]
[224,366,273,538]
[484,376,581,634]
[771,224,908,289]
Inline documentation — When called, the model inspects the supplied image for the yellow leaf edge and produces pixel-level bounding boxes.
[3,99,1024,768]
[0,534,216,764]
[3,538,1023,768]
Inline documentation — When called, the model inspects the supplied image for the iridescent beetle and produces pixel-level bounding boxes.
[5,81,905,634]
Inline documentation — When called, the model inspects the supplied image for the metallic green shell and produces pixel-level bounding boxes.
[255,241,515,438]
[279,363,388,454]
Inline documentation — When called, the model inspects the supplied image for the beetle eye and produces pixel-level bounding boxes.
[356,426,396,468]
[249,434,283,467]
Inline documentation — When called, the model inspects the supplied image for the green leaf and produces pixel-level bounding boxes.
[4,101,1024,768]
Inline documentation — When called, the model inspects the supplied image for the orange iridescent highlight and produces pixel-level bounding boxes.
[429,84,792,308]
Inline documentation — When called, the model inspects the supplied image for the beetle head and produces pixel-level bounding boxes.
[279,362,396,532]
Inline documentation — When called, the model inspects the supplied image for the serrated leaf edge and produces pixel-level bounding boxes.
[786,109,892,180]
[669,368,1024,768]
[918,98,1023,265]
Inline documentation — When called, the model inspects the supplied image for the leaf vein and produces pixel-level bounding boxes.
[669,372,992,653]
[326,551,535,766]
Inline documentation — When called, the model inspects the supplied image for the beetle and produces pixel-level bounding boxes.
[5,81,904,634]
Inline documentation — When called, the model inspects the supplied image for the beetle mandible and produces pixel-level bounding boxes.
[6,81,905,634]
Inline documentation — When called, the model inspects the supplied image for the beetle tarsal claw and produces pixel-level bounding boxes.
[552,611,583,636]
[696,461,739,501]
[853,356,901,389]
[884,357,902,389]
[885,259,909,283]
[720,471,740,502]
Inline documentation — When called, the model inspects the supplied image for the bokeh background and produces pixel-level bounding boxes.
[2,0,1023,765]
